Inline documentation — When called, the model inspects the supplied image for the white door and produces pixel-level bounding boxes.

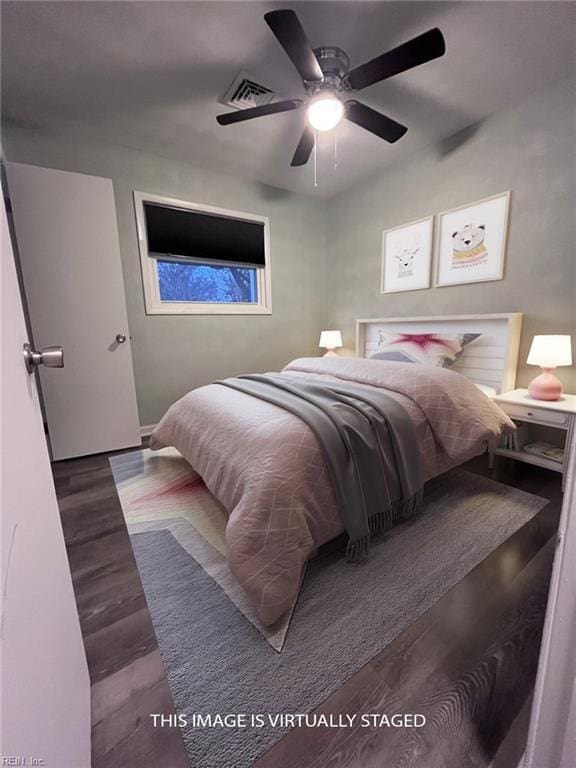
[1,198,90,765]
[6,162,141,460]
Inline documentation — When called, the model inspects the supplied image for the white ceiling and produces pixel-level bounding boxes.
[2,1,575,198]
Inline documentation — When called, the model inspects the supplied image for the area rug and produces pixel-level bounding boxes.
[111,448,547,768]
[110,447,299,652]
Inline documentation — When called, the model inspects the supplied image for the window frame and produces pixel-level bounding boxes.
[134,191,272,315]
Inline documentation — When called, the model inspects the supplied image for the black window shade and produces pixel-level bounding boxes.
[144,202,265,267]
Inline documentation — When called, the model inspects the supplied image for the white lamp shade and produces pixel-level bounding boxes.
[319,330,343,349]
[527,335,572,367]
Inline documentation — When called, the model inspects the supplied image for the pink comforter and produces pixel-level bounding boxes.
[150,358,514,625]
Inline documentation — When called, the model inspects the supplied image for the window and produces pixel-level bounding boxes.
[134,192,271,315]
[156,261,258,304]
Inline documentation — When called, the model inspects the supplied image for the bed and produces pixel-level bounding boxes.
[150,313,522,625]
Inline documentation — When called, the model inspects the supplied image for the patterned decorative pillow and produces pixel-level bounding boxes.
[371,331,480,367]
[443,333,482,367]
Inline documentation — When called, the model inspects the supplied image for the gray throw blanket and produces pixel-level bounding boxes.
[216,373,423,562]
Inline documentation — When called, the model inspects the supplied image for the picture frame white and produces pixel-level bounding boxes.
[380,215,433,294]
[435,191,511,287]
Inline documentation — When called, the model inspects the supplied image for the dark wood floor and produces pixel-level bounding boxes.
[53,447,189,768]
[52,449,562,768]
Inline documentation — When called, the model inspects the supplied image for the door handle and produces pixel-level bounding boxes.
[115,334,127,344]
[23,342,64,374]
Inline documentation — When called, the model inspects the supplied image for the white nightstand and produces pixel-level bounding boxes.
[490,388,576,490]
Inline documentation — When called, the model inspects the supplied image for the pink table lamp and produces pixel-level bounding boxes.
[527,335,572,400]
[319,330,343,357]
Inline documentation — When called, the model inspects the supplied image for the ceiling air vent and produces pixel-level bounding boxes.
[219,72,275,111]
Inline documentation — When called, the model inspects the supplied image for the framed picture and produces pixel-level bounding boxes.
[435,191,511,287]
[381,215,433,294]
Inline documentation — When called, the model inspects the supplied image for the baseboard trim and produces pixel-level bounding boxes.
[140,424,157,438]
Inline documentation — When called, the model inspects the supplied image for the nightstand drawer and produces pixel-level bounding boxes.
[498,402,569,427]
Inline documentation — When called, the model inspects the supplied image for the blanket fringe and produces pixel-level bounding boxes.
[345,535,370,564]
[345,489,424,563]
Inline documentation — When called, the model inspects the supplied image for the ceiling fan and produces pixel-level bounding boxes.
[216,9,446,167]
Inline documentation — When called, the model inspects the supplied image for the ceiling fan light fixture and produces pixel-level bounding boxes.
[218,10,445,168]
[306,95,344,132]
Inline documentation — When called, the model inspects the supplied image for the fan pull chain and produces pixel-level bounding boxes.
[313,131,318,188]
[334,125,338,170]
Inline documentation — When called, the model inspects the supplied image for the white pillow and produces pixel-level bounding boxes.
[475,383,497,399]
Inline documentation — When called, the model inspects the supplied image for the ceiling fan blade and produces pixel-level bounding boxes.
[345,28,446,91]
[290,127,315,166]
[264,9,324,83]
[217,99,303,126]
[345,101,407,143]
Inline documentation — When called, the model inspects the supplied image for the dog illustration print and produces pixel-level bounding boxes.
[451,224,488,268]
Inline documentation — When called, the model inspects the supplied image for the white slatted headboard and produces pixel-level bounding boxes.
[356,313,523,394]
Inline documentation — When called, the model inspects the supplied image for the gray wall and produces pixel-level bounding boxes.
[3,124,327,424]
[325,75,576,391]
[4,75,575,425]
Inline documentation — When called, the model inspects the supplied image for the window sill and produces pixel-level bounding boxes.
[144,302,272,316]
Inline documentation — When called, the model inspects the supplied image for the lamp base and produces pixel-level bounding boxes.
[528,368,563,401]
[322,349,338,358]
